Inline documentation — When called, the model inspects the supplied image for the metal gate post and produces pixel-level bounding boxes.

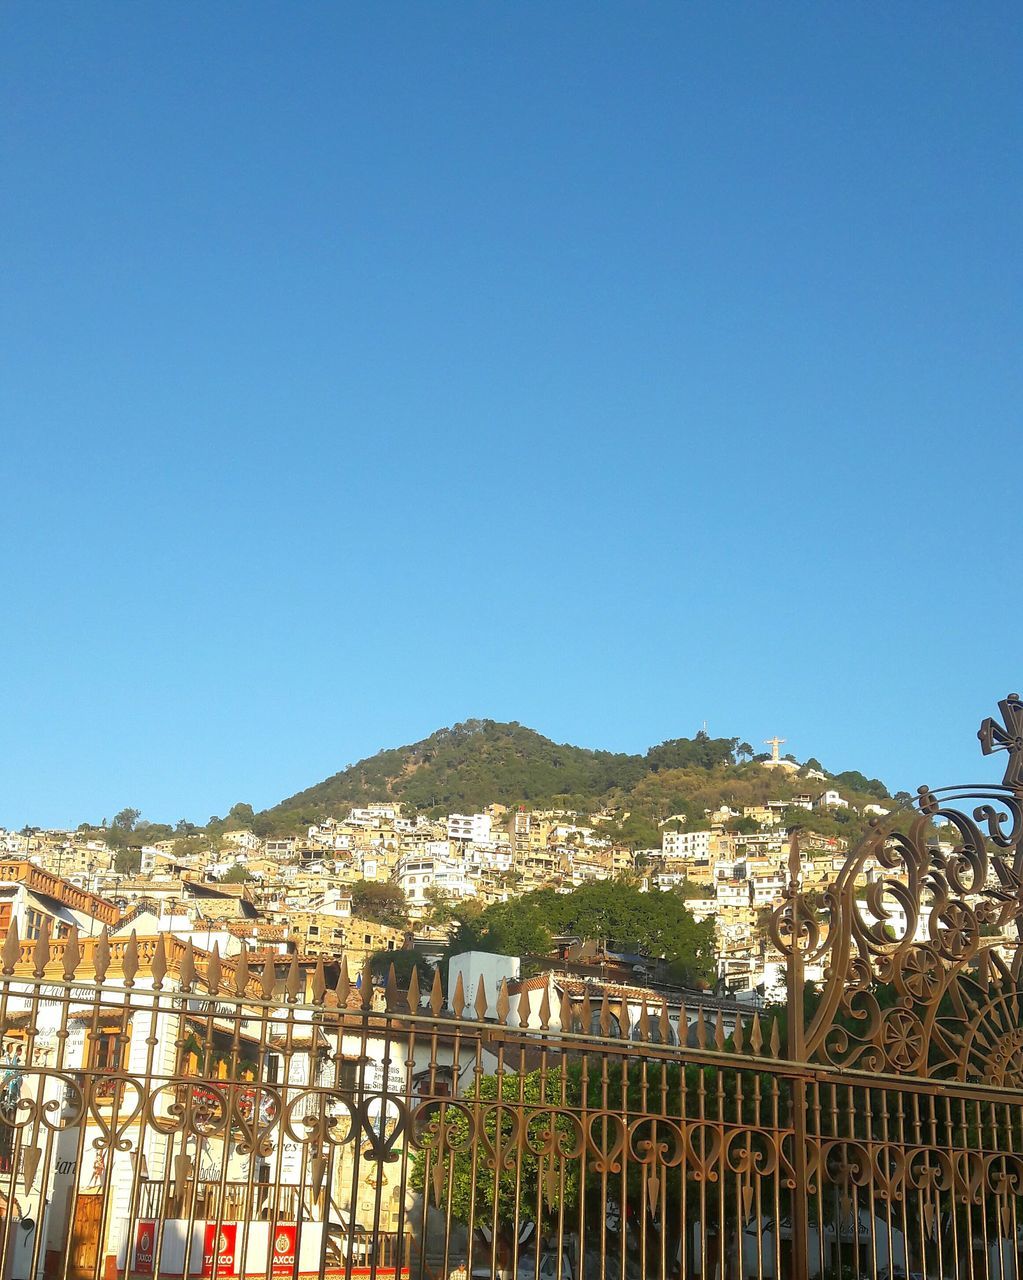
[785,835,810,1280]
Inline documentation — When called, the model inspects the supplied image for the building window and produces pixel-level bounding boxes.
[88,1029,127,1072]
[24,909,44,941]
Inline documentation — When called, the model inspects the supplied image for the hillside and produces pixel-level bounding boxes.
[261,719,895,839]
[268,720,653,821]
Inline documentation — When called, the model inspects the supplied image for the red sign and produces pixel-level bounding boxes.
[202,1223,238,1276]
[271,1224,297,1272]
[134,1221,156,1274]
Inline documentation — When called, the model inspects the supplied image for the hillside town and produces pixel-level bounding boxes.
[0,737,909,1006]
[0,741,991,1280]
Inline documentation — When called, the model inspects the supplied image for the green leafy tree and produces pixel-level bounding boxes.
[451,881,714,985]
[645,732,739,773]
[219,864,253,883]
[106,807,141,852]
[351,881,410,927]
[830,769,890,800]
[603,812,660,848]
[113,807,141,832]
[423,887,482,929]
[410,1068,580,1232]
[226,802,255,829]
[114,847,142,875]
[171,835,200,860]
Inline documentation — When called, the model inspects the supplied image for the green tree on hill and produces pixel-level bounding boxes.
[113,847,142,875]
[450,880,714,985]
[105,807,142,852]
[351,881,410,927]
[219,864,253,883]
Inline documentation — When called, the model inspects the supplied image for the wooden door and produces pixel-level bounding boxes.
[68,1194,102,1280]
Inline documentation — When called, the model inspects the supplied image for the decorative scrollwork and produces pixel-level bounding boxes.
[773,695,1023,1080]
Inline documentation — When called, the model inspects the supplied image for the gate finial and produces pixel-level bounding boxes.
[979,693,1023,789]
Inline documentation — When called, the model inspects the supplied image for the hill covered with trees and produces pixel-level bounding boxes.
[258,718,897,839]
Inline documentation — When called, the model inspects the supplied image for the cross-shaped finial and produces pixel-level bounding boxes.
[979,694,1023,790]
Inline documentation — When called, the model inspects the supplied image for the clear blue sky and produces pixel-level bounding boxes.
[2,4,1020,829]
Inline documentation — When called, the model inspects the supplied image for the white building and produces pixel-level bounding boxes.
[468,842,513,873]
[446,813,493,844]
[662,830,712,860]
[813,789,849,810]
[396,850,478,909]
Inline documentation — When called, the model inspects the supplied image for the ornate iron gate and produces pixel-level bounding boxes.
[2,696,1023,1280]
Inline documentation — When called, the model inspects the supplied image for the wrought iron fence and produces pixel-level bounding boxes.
[4,695,1023,1280]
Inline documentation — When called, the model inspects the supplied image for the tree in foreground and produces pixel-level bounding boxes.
[450,879,714,985]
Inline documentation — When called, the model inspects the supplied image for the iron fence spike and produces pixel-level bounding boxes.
[788,830,801,886]
[312,956,326,1003]
[180,938,196,992]
[122,929,139,986]
[1,920,19,975]
[599,993,611,1037]
[63,924,81,981]
[430,969,443,1016]
[262,956,276,1000]
[150,932,167,988]
[234,947,250,997]
[207,942,222,994]
[287,953,302,1001]
[538,984,552,1030]
[94,926,111,984]
[647,1168,660,1219]
[474,975,488,1021]
[21,1145,41,1195]
[518,984,531,1029]
[32,917,50,978]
